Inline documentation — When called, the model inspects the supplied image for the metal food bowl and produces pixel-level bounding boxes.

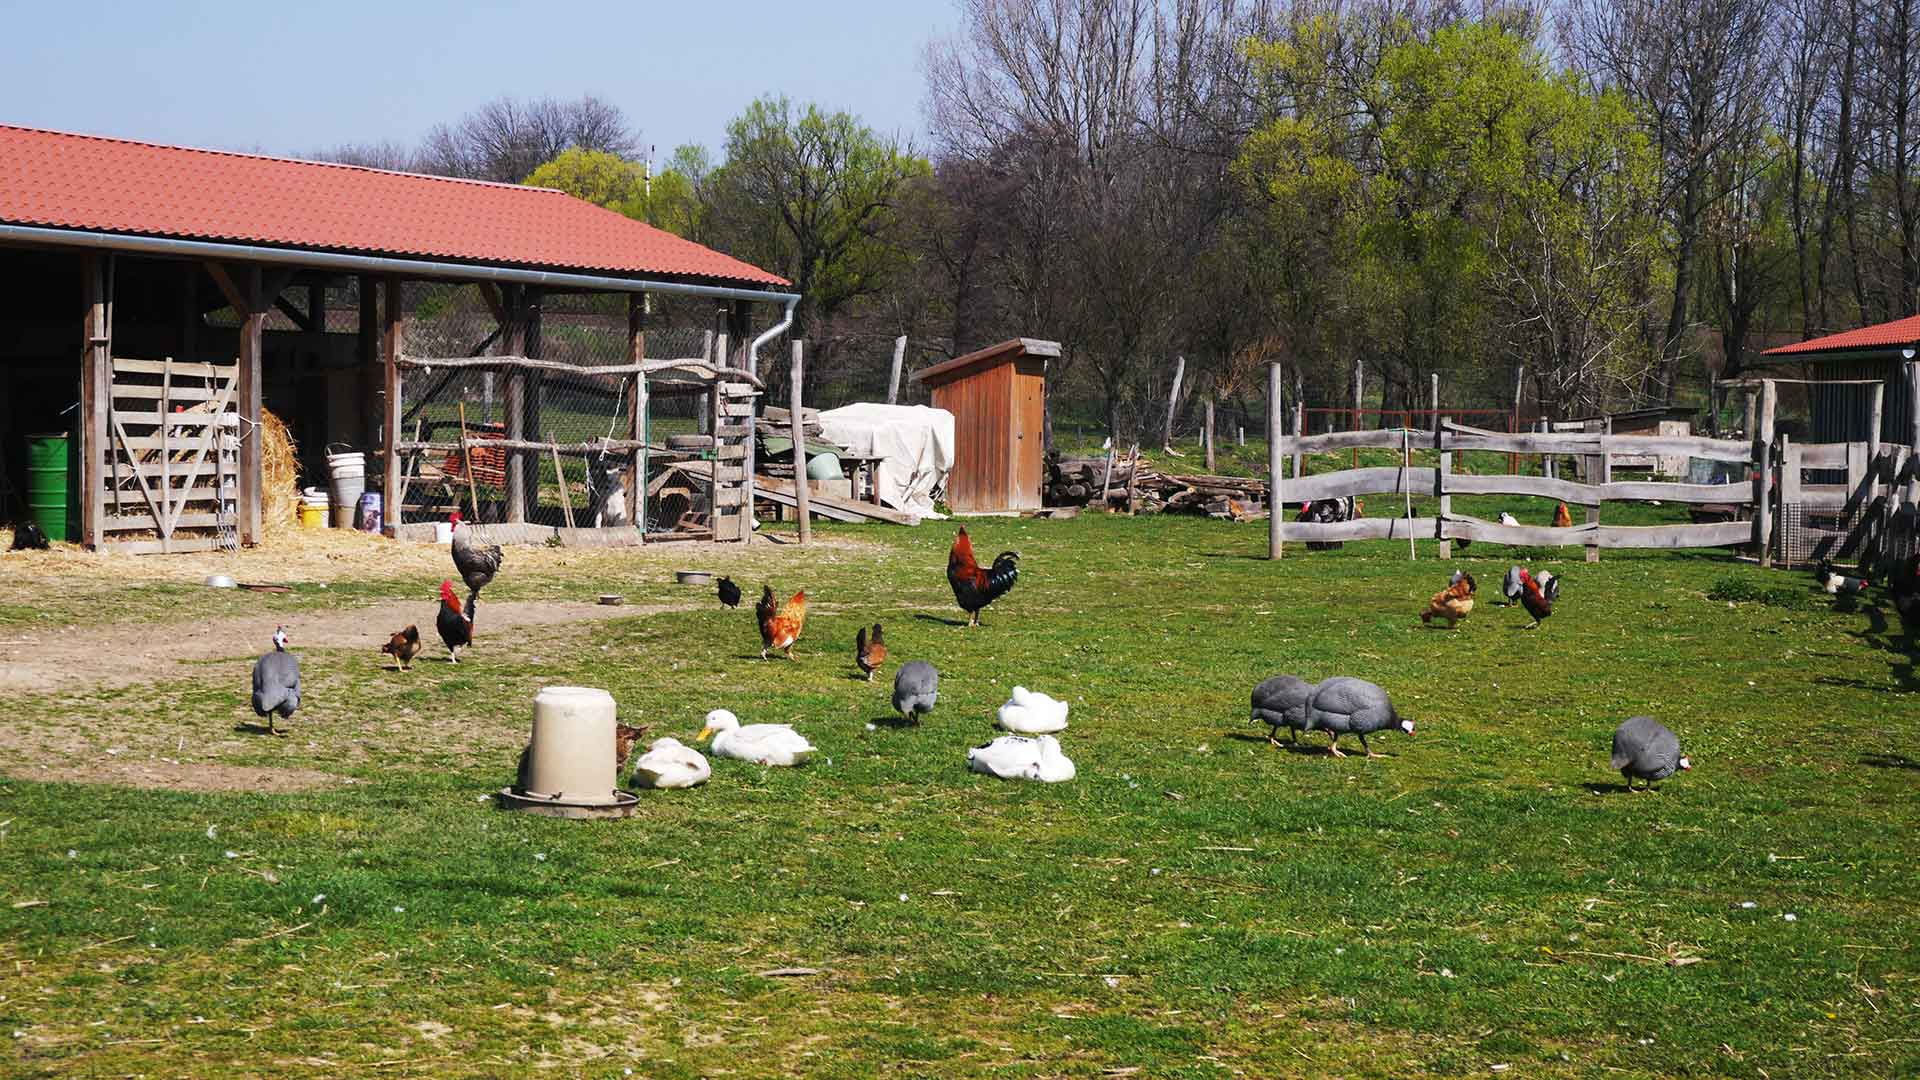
[676,570,712,586]
[205,574,237,588]
[597,594,624,606]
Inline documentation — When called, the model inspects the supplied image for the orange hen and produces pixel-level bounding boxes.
[757,585,808,660]
[1420,574,1476,628]
[1553,502,1573,529]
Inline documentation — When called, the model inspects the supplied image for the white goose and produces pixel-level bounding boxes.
[995,685,1069,734]
[696,709,816,767]
[967,734,1076,783]
[631,737,711,789]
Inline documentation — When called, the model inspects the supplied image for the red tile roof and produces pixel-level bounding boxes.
[0,124,788,288]
[1763,313,1920,356]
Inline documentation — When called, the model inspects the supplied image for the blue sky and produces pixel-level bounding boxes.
[0,0,955,160]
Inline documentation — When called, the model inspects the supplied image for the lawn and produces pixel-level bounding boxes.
[0,513,1915,1078]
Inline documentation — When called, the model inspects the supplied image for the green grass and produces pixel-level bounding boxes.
[2,515,1917,1077]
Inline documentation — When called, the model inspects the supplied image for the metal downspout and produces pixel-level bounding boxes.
[741,297,798,543]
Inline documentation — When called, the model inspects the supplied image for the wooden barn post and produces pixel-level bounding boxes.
[1906,362,1920,509]
[500,284,525,524]
[628,292,648,538]
[78,253,112,549]
[1587,416,1610,564]
[1268,362,1284,560]
[791,340,811,544]
[1436,413,1451,561]
[237,264,264,546]
[381,275,403,534]
[1351,359,1364,430]
[358,275,378,448]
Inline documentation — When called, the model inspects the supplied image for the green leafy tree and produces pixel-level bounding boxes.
[523,148,646,210]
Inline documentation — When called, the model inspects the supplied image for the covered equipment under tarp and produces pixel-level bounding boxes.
[817,403,954,518]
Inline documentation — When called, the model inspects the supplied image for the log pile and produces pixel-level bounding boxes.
[1046,455,1270,520]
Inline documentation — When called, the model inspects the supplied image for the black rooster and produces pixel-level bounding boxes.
[948,527,1019,627]
[436,579,474,663]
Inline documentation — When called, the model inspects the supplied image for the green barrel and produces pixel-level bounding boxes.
[25,433,73,542]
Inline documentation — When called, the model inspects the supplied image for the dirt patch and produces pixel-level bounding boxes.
[8,758,344,793]
[0,598,692,695]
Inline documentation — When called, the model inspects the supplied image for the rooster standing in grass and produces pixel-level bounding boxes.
[948,527,1019,627]
[1518,568,1554,629]
[449,510,503,608]
[436,579,474,663]
[757,585,807,660]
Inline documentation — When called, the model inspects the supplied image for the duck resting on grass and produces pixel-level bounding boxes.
[697,709,816,766]
[967,734,1075,782]
[631,737,711,789]
[996,686,1068,734]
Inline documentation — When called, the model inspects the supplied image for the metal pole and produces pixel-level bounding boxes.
[1268,363,1284,560]
[791,341,810,544]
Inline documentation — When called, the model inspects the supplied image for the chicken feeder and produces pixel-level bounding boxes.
[495,686,639,819]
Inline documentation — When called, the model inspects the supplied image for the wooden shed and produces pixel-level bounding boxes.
[912,338,1057,513]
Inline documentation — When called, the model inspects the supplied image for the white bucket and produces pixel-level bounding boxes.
[326,446,366,529]
[434,521,453,544]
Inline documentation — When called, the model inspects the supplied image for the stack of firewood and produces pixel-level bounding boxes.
[1046,454,1269,520]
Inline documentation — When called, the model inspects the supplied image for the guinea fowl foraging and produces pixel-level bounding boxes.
[1610,716,1690,792]
[448,510,503,606]
[948,527,1019,627]
[855,624,887,681]
[1303,676,1412,759]
[1502,565,1525,605]
[250,626,301,736]
[1250,674,1315,747]
[716,576,742,608]
[435,579,474,662]
[893,660,939,724]
[381,625,421,671]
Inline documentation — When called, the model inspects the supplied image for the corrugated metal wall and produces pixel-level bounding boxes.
[1806,359,1913,444]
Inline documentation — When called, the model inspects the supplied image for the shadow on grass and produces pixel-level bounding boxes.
[1861,752,1920,770]
[1582,781,1636,795]
[232,720,286,737]
[913,614,970,627]
[870,714,922,730]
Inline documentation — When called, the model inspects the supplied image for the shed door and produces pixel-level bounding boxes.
[1008,357,1046,509]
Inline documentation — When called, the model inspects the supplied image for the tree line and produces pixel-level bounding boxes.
[317,0,1920,442]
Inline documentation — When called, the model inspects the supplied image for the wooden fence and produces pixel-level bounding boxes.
[1263,366,1920,569]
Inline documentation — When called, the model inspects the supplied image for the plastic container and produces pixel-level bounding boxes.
[356,491,383,533]
[299,486,330,529]
[326,446,366,529]
[521,687,621,803]
[24,433,72,542]
[805,452,842,481]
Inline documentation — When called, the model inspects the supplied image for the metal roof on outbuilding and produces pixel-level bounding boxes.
[0,123,788,288]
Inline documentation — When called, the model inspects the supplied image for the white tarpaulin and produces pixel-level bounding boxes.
[817,403,955,519]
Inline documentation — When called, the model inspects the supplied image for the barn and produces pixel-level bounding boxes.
[0,123,796,552]
[1759,313,1920,445]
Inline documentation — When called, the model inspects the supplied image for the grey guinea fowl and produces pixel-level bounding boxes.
[250,625,300,736]
[1503,565,1524,605]
[1251,675,1315,748]
[1303,676,1413,759]
[1610,716,1690,792]
[893,660,939,724]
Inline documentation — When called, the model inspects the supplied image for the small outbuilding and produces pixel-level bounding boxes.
[911,338,1057,513]
[1759,313,1920,445]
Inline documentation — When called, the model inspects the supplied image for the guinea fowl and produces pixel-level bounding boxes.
[1610,716,1691,792]
[893,660,939,724]
[856,624,887,681]
[1251,674,1315,748]
[1303,676,1412,758]
[1502,565,1525,605]
[448,510,503,606]
[948,527,1019,627]
[716,576,742,608]
[435,579,474,663]
[381,625,421,670]
[250,626,301,736]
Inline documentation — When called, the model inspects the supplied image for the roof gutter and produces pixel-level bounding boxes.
[0,222,801,306]
[1757,345,1919,364]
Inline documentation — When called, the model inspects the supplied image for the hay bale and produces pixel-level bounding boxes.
[260,408,301,539]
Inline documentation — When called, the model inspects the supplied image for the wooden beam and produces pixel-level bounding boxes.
[628,292,646,536]
[203,261,249,315]
[273,295,314,333]
[1436,415,1451,560]
[1288,467,1440,502]
[237,265,264,545]
[382,276,403,534]
[1162,354,1186,450]
[1267,363,1283,560]
[79,254,111,548]
[791,340,811,543]
[1204,398,1216,473]
[501,285,526,524]
[1587,417,1610,563]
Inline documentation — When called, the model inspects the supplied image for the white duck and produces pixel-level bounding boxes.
[631,737,711,789]
[696,709,816,767]
[967,734,1076,783]
[995,685,1069,734]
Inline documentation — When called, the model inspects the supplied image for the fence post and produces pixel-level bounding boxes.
[1756,380,1777,567]
[698,330,714,435]
[1352,360,1364,431]
[1437,415,1451,560]
[382,275,403,535]
[791,340,810,545]
[1163,354,1185,450]
[1510,365,1524,475]
[1906,362,1920,510]
[1268,363,1284,560]
[1587,417,1610,563]
[628,293,647,540]
[1204,398,1216,473]
[1291,401,1304,480]
[887,335,906,405]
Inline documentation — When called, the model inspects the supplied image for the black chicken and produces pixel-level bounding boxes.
[716,576,742,608]
[948,527,1019,627]
[1889,553,1920,633]
[436,579,474,663]
[9,521,49,551]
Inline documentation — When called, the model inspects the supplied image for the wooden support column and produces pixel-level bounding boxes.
[78,254,112,548]
[237,265,264,546]
[887,335,907,405]
[358,275,379,448]
[1268,363,1284,560]
[1203,397,1216,473]
[1906,363,1920,510]
[382,276,403,534]
[1291,401,1304,479]
[1351,360,1364,430]
[500,285,526,524]
[520,288,544,524]
[1755,380,1777,567]
[791,340,811,544]
[628,293,647,537]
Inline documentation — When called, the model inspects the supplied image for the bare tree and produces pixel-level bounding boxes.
[416,94,639,183]
[306,140,421,172]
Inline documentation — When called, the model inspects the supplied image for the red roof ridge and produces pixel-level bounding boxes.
[0,121,567,195]
[1763,312,1920,356]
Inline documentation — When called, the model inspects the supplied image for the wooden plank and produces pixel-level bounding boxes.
[714,444,747,461]
[112,357,235,378]
[790,342,811,543]
[392,354,766,389]
[1288,467,1439,502]
[1443,518,1753,549]
[750,476,917,525]
[1794,442,1856,468]
[397,438,647,454]
[1780,438,1802,502]
[719,400,755,417]
[714,423,752,438]
[1440,472,1753,506]
[1588,418,1611,563]
[97,536,225,555]
[109,383,221,402]
[382,276,403,533]
[237,266,263,545]
[1277,429,1408,454]
[102,512,222,532]
[713,465,746,483]
[107,410,231,428]
[1285,517,1440,542]
[1436,415,1451,559]
[1442,429,1603,455]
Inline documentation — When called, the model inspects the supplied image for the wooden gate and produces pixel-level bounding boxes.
[100,357,240,554]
